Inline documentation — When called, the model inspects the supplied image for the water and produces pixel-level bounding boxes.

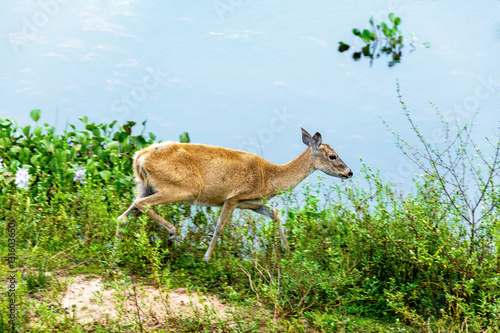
[1,0,499,192]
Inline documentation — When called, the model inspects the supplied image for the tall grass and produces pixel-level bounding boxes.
[1,104,499,332]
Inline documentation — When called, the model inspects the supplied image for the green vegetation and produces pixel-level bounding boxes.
[1,99,500,332]
[339,13,430,67]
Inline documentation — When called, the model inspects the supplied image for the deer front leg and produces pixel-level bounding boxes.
[204,199,240,263]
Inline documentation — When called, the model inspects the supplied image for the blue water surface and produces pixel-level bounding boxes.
[1,0,499,191]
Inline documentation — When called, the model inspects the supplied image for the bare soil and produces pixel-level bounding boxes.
[29,274,234,329]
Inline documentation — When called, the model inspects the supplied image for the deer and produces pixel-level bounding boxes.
[117,127,353,263]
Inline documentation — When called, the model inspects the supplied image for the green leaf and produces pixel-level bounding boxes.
[0,117,11,127]
[388,13,396,23]
[85,122,96,131]
[44,142,54,153]
[369,17,374,26]
[338,42,350,53]
[394,17,401,26]
[107,141,120,150]
[99,170,112,181]
[10,146,22,154]
[360,29,372,43]
[10,160,21,171]
[421,42,431,48]
[22,126,31,137]
[352,28,361,36]
[30,154,41,166]
[76,132,87,144]
[149,132,156,141]
[362,45,371,57]
[123,125,132,135]
[97,160,106,170]
[34,126,43,136]
[0,137,11,148]
[30,109,42,122]
[134,136,147,146]
[116,132,128,143]
[55,150,67,162]
[4,177,15,185]
[125,121,136,129]
[180,132,190,143]
[79,116,88,124]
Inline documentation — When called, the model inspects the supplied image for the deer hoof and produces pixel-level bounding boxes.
[167,231,177,245]
[204,251,212,264]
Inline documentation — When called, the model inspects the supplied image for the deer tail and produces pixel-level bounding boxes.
[133,151,149,189]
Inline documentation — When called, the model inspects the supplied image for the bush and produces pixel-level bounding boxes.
[0,110,157,198]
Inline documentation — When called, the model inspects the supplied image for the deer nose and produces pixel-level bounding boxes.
[348,170,353,177]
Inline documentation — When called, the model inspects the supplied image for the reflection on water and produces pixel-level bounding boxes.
[351,40,405,68]
[338,13,430,67]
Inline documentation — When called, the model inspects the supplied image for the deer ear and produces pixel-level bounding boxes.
[311,132,322,152]
[301,127,312,146]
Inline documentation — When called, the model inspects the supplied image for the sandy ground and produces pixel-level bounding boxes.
[30,274,233,328]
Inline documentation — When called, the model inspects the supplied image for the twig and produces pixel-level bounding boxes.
[49,235,97,260]
[131,275,145,333]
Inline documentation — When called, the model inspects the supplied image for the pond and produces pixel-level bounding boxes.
[1,0,499,192]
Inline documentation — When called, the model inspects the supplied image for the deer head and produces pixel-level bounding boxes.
[301,127,353,179]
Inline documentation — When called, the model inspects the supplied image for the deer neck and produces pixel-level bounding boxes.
[266,148,315,195]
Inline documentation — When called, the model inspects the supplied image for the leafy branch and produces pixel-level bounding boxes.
[384,83,500,257]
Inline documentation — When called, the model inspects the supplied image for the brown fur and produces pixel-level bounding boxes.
[117,128,352,263]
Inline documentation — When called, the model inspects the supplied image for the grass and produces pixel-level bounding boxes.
[1,173,499,332]
[1,103,500,332]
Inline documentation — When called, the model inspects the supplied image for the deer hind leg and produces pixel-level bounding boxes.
[252,205,289,254]
[133,188,196,244]
[116,204,136,237]
[116,184,152,237]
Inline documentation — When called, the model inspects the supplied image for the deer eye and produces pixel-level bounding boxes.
[329,155,337,161]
